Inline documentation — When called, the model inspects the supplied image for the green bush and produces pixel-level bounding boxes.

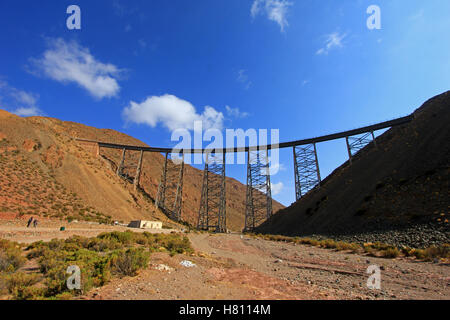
[5,272,42,300]
[97,231,134,245]
[87,238,122,252]
[166,236,194,255]
[0,246,26,272]
[38,247,111,297]
[1,231,194,299]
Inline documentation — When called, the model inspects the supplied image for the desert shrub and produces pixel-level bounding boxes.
[26,245,50,260]
[64,235,90,249]
[39,247,111,297]
[0,239,19,250]
[133,233,149,246]
[98,231,134,245]
[87,238,122,252]
[410,245,450,261]
[110,248,149,277]
[410,249,426,260]
[320,239,338,249]
[335,241,361,252]
[401,246,413,257]
[166,236,193,255]
[0,246,26,272]
[6,231,193,299]
[363,243,374,254]
[298,238,320,246]
[424,244,450,260]
[380,247,400,258]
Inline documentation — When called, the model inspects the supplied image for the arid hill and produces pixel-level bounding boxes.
[256,91,450,248]
[0,109,283,231]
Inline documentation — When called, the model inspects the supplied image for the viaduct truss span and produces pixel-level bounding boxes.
[76,115,413,233]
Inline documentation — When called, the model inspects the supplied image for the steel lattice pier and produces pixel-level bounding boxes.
[244,149,273,232]
[155,153,185,222]
[197,152,226,232]
[293,144,321,200]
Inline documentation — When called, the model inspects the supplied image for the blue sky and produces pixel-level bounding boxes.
[0,0,449,206]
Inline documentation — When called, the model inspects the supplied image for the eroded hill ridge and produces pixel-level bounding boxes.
[0,109,283,231]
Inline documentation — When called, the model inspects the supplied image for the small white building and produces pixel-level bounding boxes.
[128,220,163,229]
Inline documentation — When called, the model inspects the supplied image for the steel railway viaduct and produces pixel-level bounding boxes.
[76,115,413,233]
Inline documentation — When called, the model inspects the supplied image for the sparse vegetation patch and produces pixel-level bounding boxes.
[0,231,194,300]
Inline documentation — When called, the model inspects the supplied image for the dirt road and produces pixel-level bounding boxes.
[0,219,174,243]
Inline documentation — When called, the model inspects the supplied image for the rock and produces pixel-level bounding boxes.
[22,139,40,152]
[180,260,196,268]
[274,259,283,263]
[154,264,174,272]
[40,145,64,168]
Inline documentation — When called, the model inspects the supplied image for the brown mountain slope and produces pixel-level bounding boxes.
[256,91,450,248]
[0,109,283,230]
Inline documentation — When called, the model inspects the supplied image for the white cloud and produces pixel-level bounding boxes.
[271,182,284,195]
[13,106,42,117]
[29,38,123,99]
[11,90,38,108]
[316,32,347,55]
[226,105,249,118]
[251,0,293,32]
[122,94,224,131]
[0,80,42,116]
[237,69,252,90]
[270,163,286,175]
[301,79,310,86]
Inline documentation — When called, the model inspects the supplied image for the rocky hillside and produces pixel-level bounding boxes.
[0,109,283,231]
[256,91,450,248]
